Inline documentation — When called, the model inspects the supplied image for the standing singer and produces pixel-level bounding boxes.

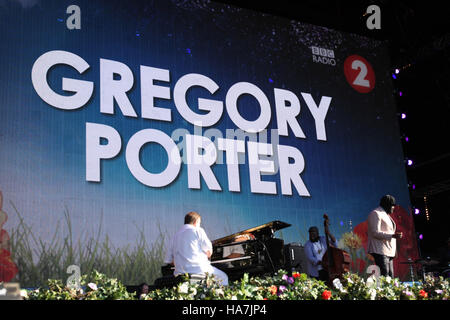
[367,195,403,277]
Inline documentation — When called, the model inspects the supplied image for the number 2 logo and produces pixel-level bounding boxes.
[344,55,375,93]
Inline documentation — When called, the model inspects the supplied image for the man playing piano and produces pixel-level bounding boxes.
[164,211,229,286]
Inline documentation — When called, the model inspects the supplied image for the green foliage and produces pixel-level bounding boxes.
[332,272,372,300]
[420,274,450,300]
[25,269,134,300]
[22,269,449,300]
[144,270,450,301]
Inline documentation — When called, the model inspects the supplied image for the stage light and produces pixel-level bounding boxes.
[424,196,430,221]
[395,69,400,74]
[405,136,409,142]
[412,184,416,190]
[419,234,423,240]
[392,74,397,79]
[414,208,420,215]
[401,113,406,119]
[399,91,403,97]
[407,159,413,166]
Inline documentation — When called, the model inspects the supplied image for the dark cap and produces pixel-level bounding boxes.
[380,195,396,213]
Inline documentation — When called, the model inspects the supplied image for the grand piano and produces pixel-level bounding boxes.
[210,220,291,281]
[157,220,296,286]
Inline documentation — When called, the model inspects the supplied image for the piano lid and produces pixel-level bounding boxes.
[212,220,291,245]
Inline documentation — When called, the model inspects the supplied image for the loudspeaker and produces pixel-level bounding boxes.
[265,238,285,269]
[284,243,306,273]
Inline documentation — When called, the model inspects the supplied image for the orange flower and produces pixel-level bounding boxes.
[419,290,428,299]
[269,285,277,295]
[322,290,332,300]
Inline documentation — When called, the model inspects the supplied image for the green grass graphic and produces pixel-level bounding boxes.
[8,201,166,288]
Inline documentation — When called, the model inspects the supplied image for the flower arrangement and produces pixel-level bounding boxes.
[24,270,134,300]
[20,269,449,300]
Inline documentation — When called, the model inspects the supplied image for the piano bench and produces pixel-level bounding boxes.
[187,273,207,284]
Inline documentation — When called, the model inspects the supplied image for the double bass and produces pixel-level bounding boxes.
[322,214,351,284]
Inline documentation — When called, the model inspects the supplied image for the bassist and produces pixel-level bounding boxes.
[304,225,338,281]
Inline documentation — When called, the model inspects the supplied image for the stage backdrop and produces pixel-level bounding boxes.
[0,0,418,286]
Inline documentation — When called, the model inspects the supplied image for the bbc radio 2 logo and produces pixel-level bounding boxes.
[311,46,336,66]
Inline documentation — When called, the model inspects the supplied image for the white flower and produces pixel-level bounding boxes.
[216,288,224,296]
[20,289,29,299]
[435,289,443,295]
[0,288,7,296]
[231,295,237,300]
[366,275,379,288]
[87,283,98,291]
[178,282,189,294]
[190,287,197,296]
[369,288,377,300]
[333,278,344,291]
[385,276,392,283]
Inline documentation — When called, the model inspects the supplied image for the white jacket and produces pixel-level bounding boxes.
[367,206,397,257]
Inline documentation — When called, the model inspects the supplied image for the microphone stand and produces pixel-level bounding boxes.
[416,232,426,282]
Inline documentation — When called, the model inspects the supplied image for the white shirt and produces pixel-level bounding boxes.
[164,224,214,276]
[312,241,325,271]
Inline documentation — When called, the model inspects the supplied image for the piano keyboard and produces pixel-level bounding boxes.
[210,256,252,265]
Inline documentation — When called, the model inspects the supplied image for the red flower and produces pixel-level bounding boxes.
[322,290,332,300]
[419,290,428,299]
[269,285,277,295]
[292,272,300,278]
